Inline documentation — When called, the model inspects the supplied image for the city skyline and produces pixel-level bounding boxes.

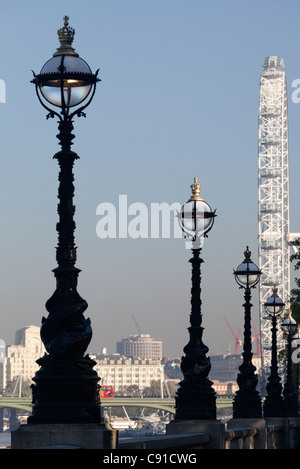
[1,1,300,360]
[0,322,256,361]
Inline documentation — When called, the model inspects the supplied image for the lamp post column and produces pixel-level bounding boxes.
[282,317,298,417]
[175,247,216,420]
[263,316,284,416]
[233,247,262,418]
[263,288,284,417]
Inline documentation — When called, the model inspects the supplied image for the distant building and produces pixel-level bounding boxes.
[212,382,239,395]
[116,334,162,360]
[209,354,262,382]
[0,340,5,363]
[94,354,164,392]
[0,325,45,392]
[209,355,242,382]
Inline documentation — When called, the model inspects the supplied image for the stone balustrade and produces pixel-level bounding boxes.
[118,417,300,450]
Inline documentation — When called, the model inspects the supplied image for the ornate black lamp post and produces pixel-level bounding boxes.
[232,247,262,418]
[263,288,285,417]
[28,17,101,424]
[282,315,298,416]
[175,177,217,420]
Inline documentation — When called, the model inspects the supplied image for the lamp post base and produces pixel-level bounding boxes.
[263,396,285,418]
[232,391,262,419]
[283,379,299,417]
[175,384,216,420]
[284,400,299,417]
[28,357,101,424]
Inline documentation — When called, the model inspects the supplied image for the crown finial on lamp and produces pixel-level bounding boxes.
[244,246,251,260]
[53,16,79,57]
[189,177,203,201]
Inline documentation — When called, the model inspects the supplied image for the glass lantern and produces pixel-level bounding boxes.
[178,177,215,241]
[264,288,285,317]
[38,55,94,108]
[282,315,298,336]
[32,16,99,114]
[234,247,261,288]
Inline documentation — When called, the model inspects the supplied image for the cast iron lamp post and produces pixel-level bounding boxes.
[282,315,298,416]
[175,177,217,420]
[28,17,101,424]
[232,247,262,418]
[263,288,285,417]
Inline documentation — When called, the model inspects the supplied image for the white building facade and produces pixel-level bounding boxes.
[0,325,45,392]
[94,356,164,393]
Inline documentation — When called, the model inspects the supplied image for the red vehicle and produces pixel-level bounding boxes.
[100,385,115,398]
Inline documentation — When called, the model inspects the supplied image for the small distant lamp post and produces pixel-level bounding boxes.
[28,17,101,424]
[175,178,217,420]
[263,288,285,417]
[282,315,298,416]
[232,247,262,418]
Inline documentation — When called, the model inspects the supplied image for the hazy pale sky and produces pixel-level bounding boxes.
[1,0,300,358]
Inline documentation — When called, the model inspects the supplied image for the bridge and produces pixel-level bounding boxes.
[0,396,232,415]
[102,397,233,414]
[0,398,32,413]
[2,396,299,449]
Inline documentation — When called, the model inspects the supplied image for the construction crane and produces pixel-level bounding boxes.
[252,325,261,356]
[131,315,142,335]
[223,317,242,354]
[224,317,261,357]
